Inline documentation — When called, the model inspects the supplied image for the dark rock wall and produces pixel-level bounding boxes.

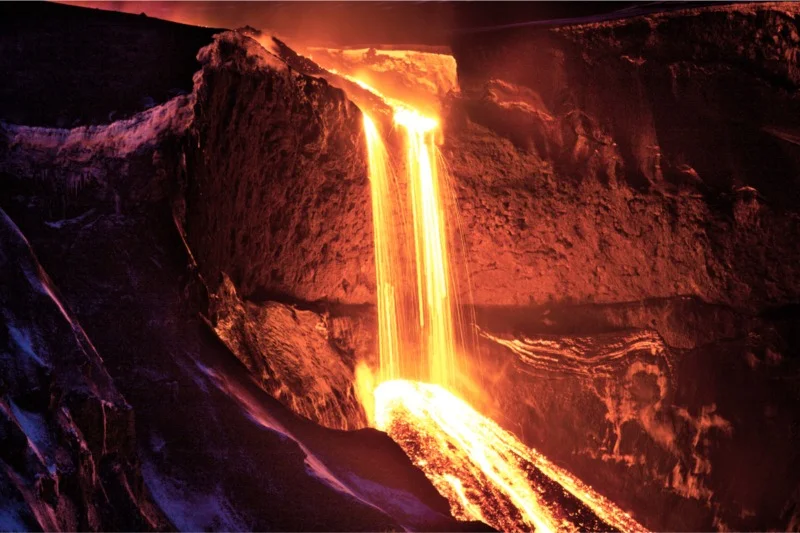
[184,32,375,306]
[445,4,800,531]
[0,210,167,531]
[0,92,464,533]
[449,3,800,311]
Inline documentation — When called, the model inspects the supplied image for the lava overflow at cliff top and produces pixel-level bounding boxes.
[310,47,647,533]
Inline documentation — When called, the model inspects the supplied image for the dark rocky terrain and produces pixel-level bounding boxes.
[1,1,798,532]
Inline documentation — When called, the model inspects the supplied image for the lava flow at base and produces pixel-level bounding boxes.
[375,380,647,533]
[346,58,647,532]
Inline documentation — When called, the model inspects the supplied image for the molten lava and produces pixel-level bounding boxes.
[393,108,459,391]
[349,58,647,532]
[375,380,647,533]
[358,75,462,390]
[363,115,402,386]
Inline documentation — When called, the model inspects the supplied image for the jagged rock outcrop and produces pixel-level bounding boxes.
[184,31,375,306]
[0,210,167,531]
[207,273,371,430]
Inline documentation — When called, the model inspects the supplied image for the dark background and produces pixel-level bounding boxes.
[55,1,701,46]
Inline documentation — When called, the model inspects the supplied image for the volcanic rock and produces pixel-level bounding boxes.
[0,2,218,128]
[206,273,370,430]
[183,31,375,306]
[442,4,800,530]
[448,2,800,311]
[0,6,481,530]
[1,2,799,532]
[0,209,167,531]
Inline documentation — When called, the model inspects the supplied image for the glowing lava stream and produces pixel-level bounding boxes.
[393,108,458,391]
[359,87,646,532]
[363,115,401,385]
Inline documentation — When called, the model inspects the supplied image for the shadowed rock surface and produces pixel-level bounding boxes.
[207,273,371,431]
[0,2,218,128]
[0,209,168,531]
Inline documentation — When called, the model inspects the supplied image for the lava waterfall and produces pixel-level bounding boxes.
[2,3,799,532]
[344,61,646,531]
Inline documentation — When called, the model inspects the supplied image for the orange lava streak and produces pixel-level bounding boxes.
[375,380,559,533]
[363,115,401,385]
[393,108,458,391]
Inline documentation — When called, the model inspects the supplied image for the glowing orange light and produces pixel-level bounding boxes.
[359,76,646,532]
[393,107,458,391]
[363,115,402,385]
[375,380,650,532]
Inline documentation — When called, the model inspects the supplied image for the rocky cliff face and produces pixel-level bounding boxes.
[184,32,375,306]
[1,2,799,532]
[0,7,477,531]
[442,3,800,531]
[449,3,800,310]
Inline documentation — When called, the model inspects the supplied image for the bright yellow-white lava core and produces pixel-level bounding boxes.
[393,108,458,392]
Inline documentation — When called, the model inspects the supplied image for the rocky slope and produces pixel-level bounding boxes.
[0,209,168,531]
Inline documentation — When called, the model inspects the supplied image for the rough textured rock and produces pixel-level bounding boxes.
[0,8,480,530]
[207,273,370,430]
[468,300,800,532]
[0,209,167,531]
[184,31,375,306]
[448,2,800,311]
[438,4,800,530]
